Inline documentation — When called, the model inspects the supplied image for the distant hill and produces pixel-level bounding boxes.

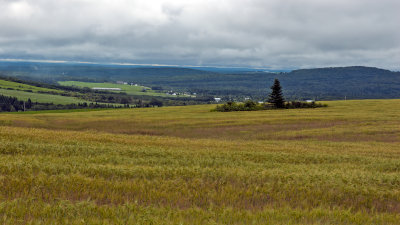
[0,61,213,82]
[1,61,400,100]
[280,66,400,100]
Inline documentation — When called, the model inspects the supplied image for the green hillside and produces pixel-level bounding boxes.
[0,79,63,93]
[0,76,211,111]
[0,78,88,104]
[0,88,88,104]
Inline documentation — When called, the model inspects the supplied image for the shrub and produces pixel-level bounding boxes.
[285,101,327,109]
[212,100,263,112]
[213,100,327,112]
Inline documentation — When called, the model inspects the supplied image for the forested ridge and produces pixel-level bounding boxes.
[1,61,400,100]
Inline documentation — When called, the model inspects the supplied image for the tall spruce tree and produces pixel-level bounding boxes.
[268,79,285,108]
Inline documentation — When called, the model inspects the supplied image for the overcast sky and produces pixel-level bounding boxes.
[0,0,399,69]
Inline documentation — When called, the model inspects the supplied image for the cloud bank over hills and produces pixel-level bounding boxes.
[0,0,399,69]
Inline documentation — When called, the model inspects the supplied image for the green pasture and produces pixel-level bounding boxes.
[0,79,63,93]
[0,88,88,104]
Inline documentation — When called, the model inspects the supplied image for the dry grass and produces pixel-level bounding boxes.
[0,99,400,224]
[4,99,400,142]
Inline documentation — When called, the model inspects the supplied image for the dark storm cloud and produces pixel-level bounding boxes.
[0,0,399,69]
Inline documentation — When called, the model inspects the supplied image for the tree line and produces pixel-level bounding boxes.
[0,95,32,112]
[0,95,130,112]
[0,94,198,112]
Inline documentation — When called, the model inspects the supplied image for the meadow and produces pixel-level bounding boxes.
[0,99,399,224]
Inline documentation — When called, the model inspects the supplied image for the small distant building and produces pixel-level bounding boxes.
[172,93,177,96]
[306,100,315,103]
[258,101,264,104]
[116,81,124,84]
[244,97,250,101]
[214,98,221,102]
[92,87,122,91]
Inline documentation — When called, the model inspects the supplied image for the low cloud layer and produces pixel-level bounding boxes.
[0,0,399,69]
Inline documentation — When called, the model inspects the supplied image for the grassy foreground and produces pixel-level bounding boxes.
[0,99,400,224]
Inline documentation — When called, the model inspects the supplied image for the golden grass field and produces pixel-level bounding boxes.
[0,99,400,224]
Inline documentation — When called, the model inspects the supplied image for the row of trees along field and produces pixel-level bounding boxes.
[0,93,198,112]
[0,95,135,112]
[213,79,327,112]
[0,95,32,112]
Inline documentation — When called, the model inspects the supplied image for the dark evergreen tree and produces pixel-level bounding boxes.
[268,79,285,108]
[26,98,32,109]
